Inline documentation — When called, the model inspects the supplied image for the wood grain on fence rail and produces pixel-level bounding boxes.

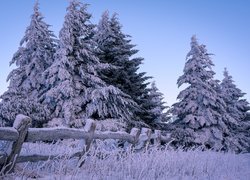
[25,128,139,144]
[26,128,91,142]
[0,127,18,141]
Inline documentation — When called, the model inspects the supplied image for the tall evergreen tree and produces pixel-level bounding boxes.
[41,1,136,128]
[171,36,240,151]
[0,2,57,127]
[146,81,168,128]
[95,11,153,126]
[220,68,250,151]
[221,68,249,123]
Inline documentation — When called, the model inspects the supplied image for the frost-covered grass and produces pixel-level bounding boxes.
[2,140,250,180]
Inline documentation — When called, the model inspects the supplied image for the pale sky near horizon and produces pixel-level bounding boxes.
[0,0,249,106]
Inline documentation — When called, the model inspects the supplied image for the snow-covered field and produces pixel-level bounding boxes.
[1,140,250,180]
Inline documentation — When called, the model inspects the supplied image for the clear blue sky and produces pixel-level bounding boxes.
[0,0,249,106]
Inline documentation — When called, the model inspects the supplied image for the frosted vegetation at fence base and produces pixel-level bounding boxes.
[2,141,250,180]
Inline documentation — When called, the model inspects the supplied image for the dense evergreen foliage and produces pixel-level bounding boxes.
[95,11,167,127]
[0,2,57,127]
[220,68,249,123]
[171,36,249,152]
[146,81,168,127]
[40,1,138,128]
[220,68,250,151]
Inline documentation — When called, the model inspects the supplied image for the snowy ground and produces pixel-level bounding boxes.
[1,140,250,180]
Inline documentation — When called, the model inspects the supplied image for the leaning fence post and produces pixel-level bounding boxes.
[4,114,31,174]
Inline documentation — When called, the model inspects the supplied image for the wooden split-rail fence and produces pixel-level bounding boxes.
[0,114,172,174]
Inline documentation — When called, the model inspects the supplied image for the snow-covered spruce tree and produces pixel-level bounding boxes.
[171,36,242,151]
[95,11,153,127]
[41,1,136,128]
[220,68,250,151]
[146,81,169,128]
[221,68,249,124]
[0,2,57,127]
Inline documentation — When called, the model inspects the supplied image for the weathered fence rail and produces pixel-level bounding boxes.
[0,114,172,174]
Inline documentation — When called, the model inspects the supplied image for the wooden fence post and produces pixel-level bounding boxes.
[77,119,96,167]
[124,128,140,149]
[136,128,152,150]
[130,128,140,146]
[154,130,161,147]
[83,119,96,152]
[3,114,31,174]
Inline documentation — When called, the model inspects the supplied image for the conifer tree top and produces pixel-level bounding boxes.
[6,0,56,91]
[221,67,246,99]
